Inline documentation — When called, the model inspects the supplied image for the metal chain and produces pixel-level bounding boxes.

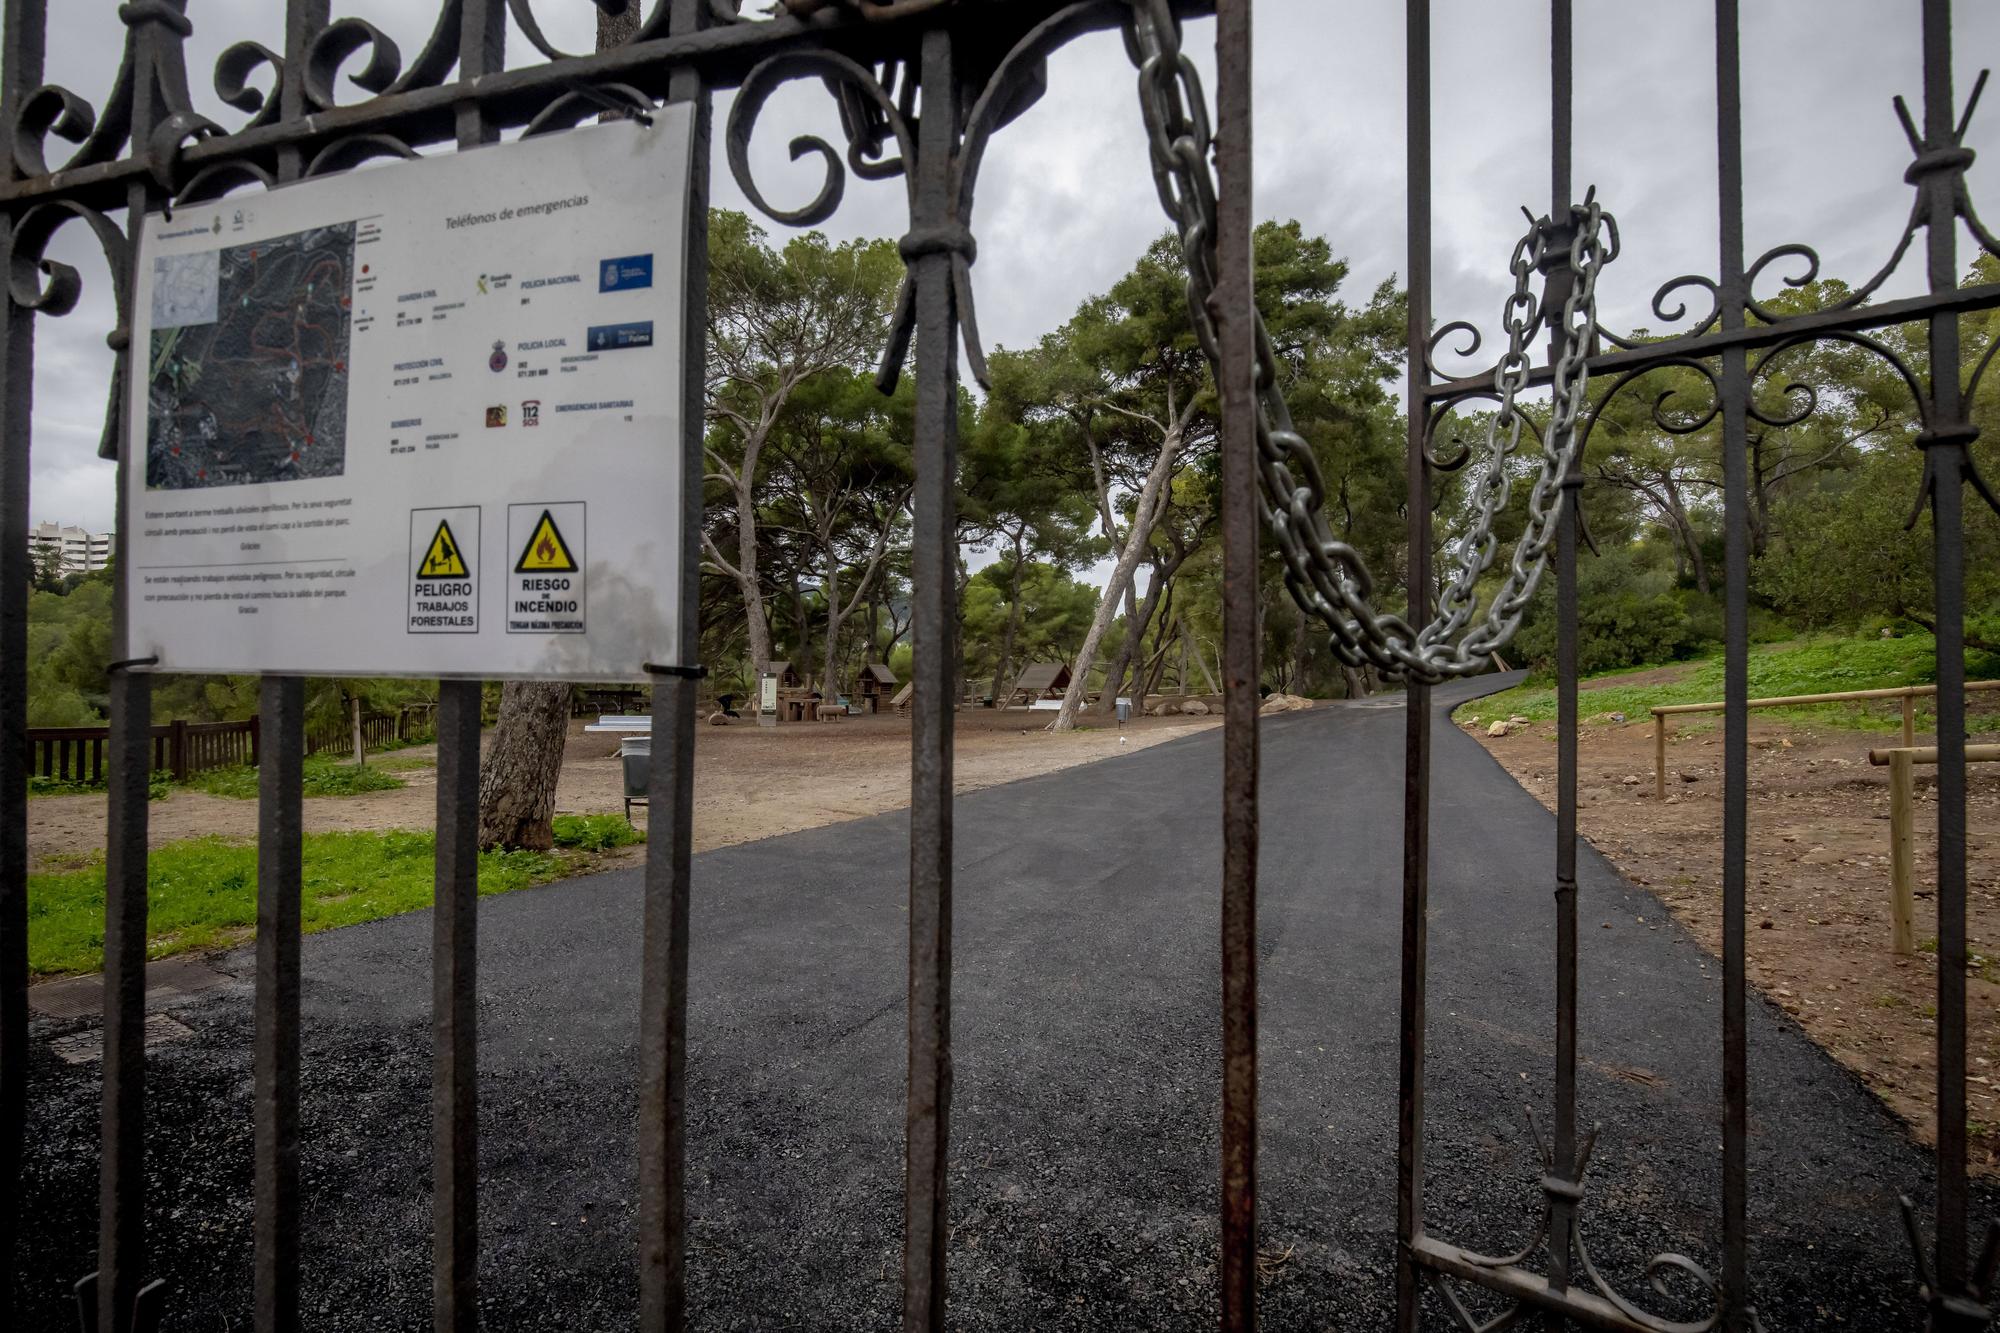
[1124,0,1613,684]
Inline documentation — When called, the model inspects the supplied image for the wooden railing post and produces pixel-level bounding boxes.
[1902,691,1916,749]
[170,719,188,784]
[1890,748,1916,956]
[1653,711,1667,801]
[249,715,262,769]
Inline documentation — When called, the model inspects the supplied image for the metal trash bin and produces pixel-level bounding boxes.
[1115,696,1133,724]
[620,734,651,822]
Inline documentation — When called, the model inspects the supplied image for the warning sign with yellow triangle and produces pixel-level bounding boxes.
[416,519,470,580]
[514,509,579,573]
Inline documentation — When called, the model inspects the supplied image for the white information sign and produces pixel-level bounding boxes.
[124,113,692,680]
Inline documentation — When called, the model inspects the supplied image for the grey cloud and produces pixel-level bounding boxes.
[19,0,2000,535]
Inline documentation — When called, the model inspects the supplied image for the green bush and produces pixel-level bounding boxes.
[551,813,645,851]
[1510,552,1717,675]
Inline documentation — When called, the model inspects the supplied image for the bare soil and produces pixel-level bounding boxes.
[1471,704,2000,1176]
[27,708,1218,869]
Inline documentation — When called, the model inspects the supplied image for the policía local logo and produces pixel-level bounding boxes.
[489,340,508,373]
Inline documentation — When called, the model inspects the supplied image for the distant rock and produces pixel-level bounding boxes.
[1486,720,1511,737]
[1181,699,1210,716]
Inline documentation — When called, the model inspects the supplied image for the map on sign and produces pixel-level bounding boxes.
[145,223,355,491]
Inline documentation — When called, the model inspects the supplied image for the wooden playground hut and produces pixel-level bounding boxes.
[766,660,817,722]
[855,663,899,713]
[1006,661,1071,707]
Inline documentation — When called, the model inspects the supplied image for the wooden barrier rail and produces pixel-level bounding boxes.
[26,718,261,784]
[29,706,434,785]
[1867,744,2000,955]
[1650,679,2000,799]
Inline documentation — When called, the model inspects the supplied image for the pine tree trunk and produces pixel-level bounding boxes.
[477,680,572,851]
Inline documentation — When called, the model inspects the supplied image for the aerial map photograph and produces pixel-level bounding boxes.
[145,221,355,491]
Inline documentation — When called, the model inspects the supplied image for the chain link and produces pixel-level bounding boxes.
[1125,0,1613,684]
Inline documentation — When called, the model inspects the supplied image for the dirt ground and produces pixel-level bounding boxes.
[1470,696,2000,1177]
[26,707,1219,869]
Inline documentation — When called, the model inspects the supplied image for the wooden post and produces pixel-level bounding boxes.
[1902,691,1916,749]
[1890,748,1916,956]
[1654,711,1668,801]
[249,714,262,768]
[351,695,365,769]
[170,718,189,784]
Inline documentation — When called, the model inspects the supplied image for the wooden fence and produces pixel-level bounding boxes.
[1649,679,2000,798]
[26,718,259,785]
[1867,743,2000,955]
[27,707,434,785]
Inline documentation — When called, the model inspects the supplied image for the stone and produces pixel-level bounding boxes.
[706,711,730,726]
[1621,774,1640,785]
[1608,711,1627,723]
[1509,715,1530,725]
[1486,720,1510,737]
[1180,699,1210,716]
[1680,770,1700,783]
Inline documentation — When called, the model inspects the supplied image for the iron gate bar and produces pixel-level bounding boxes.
[638,1,712,1325]
[1920,0,1974,1305]
[1214,1,1257,1328]
[91,1,188,1326]
[252,675,304,1333]
[1712,0,1752,1321]
[903,23,958,1328]
[0,0,35,1319]
[1395,0,1434,1325]
[250,8,321,1328]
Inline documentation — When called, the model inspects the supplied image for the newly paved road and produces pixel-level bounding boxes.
[20,679,1982,1328]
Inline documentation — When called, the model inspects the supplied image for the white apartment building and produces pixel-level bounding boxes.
[29,521,115,577]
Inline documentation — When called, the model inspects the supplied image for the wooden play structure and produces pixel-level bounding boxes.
[765,660,819,723]
[1005,662,1071,708]
[855,663,899,713]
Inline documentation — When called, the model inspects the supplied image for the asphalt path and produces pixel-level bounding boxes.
[18,677,1983,1329]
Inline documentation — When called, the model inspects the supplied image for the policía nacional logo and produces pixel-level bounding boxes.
[489,340,508,373]
[603,260,620,288]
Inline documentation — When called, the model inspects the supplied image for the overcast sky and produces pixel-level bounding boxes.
[17,1,1999,546]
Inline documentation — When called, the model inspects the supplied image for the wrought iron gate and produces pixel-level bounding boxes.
[0,0,1994,1330]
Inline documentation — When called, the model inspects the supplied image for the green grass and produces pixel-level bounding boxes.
[185,755,405,800]
[29,771,172,800]
[27,818,645,977]
[1461,633,1999,732]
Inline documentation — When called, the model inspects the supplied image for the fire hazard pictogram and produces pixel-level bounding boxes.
[514,509,578,573]
[416,519,470,580]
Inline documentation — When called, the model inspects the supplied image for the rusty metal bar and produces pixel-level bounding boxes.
[1712,1,1752,1323]
[431,678,482,1332]
[91,2,184,1326]
[1919,0,1971,1300]
[1395,0,1433,1326]
[428,7,503,1327]
[251,6,323,1324]
[0,0,42,1316]
[636,0,711,1326]
[1545,0,1583,1297]
[253,675,304,1332]
[1215,1,1259,1327]
[903,22,959,1331]
[1420,279,2000,404]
